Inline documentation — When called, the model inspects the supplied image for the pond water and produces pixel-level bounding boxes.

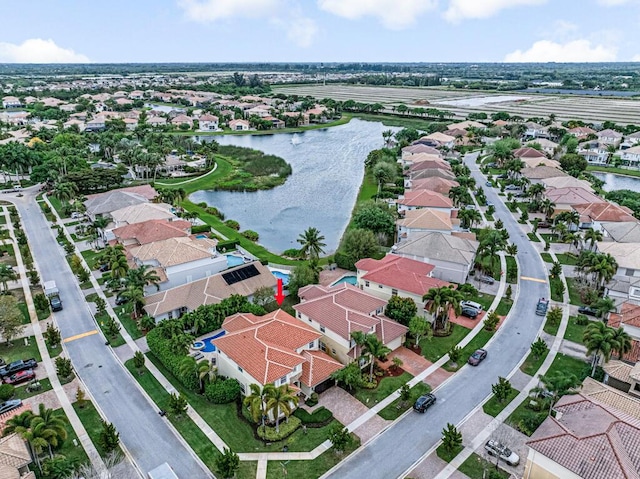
[591,171,640,192]
[190,119,396,254]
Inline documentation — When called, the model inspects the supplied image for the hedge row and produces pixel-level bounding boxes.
[257,416,301,441]
[191,224,211,234]
[204,378,241,403]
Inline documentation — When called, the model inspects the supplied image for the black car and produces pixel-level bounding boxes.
[461,306,479,319]
[115,294,128,306]
[578,306,598,317]
[413,393,437,413]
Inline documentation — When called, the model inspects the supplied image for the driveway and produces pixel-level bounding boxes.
[384,347,453,390]
[318,387,391,444]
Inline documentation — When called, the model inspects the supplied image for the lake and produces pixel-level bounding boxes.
[190,119,397,254]
[592,171,640,192]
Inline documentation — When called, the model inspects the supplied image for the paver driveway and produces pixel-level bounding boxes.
[384,347,453,389]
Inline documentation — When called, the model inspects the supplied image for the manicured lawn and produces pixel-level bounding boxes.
[505,256,517,284]
[527,233,540,242]
[17,303,32,325]
[459,453,511,479]
[53,407,90,466]
[14,378,53,400]
[436,443,463,463]
[81,249,102,270]
[378,382,431,420]
[547,353,590,382]
[475,255,502,280]
[495,298,513,317]
[265,438,360,479]
[145,354,334,453]
[563,316,587,345]
[354,372,412,407]
[540,252,553,263]
[506,398,549,436]
[520,348,550,377]
[482,387,519,417]
[351,112,434,130]
[543,315,560,336]
[155,156,234,194]
[449,329,495,372]
[420,325,472,363]
[73,400,121,459]
[47,196,67,217]
[554,253,578,266]
[565,277,583,306]
[0,336,42,363]
[95,312,126,348]
[549,276,564,302]
[113,303,144,340]
[587,165,640,177]
[539,233,558,243]
[46,340,63,358]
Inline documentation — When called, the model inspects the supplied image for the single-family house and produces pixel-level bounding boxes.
[213,310,342,398]
[568,126,596,139]
[63,118,85,130]
[596,241,640,277]
[392,231,478,284]
[447,120,486,130]
[542,176,594,192]
[401,144,442,161]
[601,358,640,397]
[143,261,277,321]
[85,116,107,132]
[401,152,446,168]
[109,202,176,229]
[171,114,193,129]
[198,114,219,132]
[396,190,453,214]
[228,119,251,131]
[84,190,152,221]
[581,376,640,420]
[528,138,559,156]
[597,128,623,146]
[408,157,452,174]
[1,96,21,108]
[406,168,456,186]
[572,202,636,233]
[512,147,547,161]
[624,131,640,147]
[544,187,605,214]
[521,157,561,169]
[355,255,450,317]
[621,145,640,168]
[293,283,407,365]
[405,177,459,196]
[123,118,138,131]
[521,166,568,183]
[422,132,455,149]
[600,221,640,243]
[524,394,640,479]
[245,105,272,118]
[397,208,459,239]
[147,116,167,128]
[523,122,548,140]
[0,433,34,479]
[112,219,191,248]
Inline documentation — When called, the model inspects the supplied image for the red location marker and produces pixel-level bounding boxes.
[274,278,285,306]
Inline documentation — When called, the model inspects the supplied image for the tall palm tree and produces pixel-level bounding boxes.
[527,183,546,201]
[31,404,68,458]
[540,199,556,219]
[362,334,391,382]
[265,384,298,433]
[297,227,326,260]
[583,321,617,376]
[197,360,216,390]
[244,384,269,428]
[534,371,581,413]
[52,181,78,204]
[120,284,145,318]
[592,296,616,319]
[458,208,481,229]
[125,264,161,291]
[109,254,129,280]
[423,286,448,330]
[0,264,17,293]
[583,228,603,252]
[611,327,632,359]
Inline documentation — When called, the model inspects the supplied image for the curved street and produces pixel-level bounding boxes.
[325,151,549,479]
[13,190,212,479]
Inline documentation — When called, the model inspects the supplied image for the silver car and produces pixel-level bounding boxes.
[484,440,520,466]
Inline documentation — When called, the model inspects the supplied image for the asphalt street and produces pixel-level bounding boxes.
[15,192,212,479]
[325,152,549,479]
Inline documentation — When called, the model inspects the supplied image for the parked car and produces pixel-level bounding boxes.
[4,370,35,385]
[71,212,83,219]
[0,359,38,378]
[478,275,495,285]
[461,301,483,312]
[468,349,487,366]
[0,399,22,414]
[578,306,598,317]
[485,181,493,187]
[486,200,494,206]
[461,306,479,319]
[98,264,110,272]
[115,294,128,306]
[537,221,551,228]
[413,393,437,413]
[484,440,520,466]
[487,162,497,168]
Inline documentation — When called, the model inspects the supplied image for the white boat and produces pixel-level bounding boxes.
[291,134,301,145]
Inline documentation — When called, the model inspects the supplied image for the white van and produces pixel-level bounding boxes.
[461,300,483,312]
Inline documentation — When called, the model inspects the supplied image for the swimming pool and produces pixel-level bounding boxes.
[195,234,208,239]
[226,254,245,268]
[198,330,226,353]
[271,270,290,285]
[331,275,357,286]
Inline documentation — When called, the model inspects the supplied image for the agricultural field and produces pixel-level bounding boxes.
[274,84,640,125]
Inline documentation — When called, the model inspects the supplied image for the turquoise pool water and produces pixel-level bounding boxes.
[195,234,208,239]
[331,275,357,286]
[272,270,290,285]
[199,331,226,353]
[226,254,245,268]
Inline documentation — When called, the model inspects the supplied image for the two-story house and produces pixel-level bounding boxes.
[597,128,623,146]
[572,202,636,234]
[405,177,459,196]
[198,114,219,132]
[397,208,460,239]
[621,145,640,168]
[293,284,407,366]
[355,255,451,318]
[596,241,640,277]
[395,190,453,214]
[213,310,342,399]
[1,96,22,109]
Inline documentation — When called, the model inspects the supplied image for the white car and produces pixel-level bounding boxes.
[71,212,83,219]
[484,440,520,466]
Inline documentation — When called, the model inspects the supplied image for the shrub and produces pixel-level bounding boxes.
[216,240,239,252]
[334,250,355,271]
[205,207,225,219]
[293,406,333,425]
[191,224,211,234]
[0,384,15,401]
[257,416,301,441]
[241,230,259,241]
[204,378,241,404]
[305,392,319,407]
[282,248,301,258]
[575,314,589,326]
[224,220,240,231]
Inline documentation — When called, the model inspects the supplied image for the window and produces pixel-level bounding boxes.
[297,311,302,318]
[320,326,325,333]
[319,341,326,351]
[365,281,370,287]
[238,366,243,373]
[391,289,398,296]
[239,383,246,394]
[308,341,315,348]
[331,348,336,355]
[280,376,287,385]
[378,284,383,289]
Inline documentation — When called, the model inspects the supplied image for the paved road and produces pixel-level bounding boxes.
[325,152,549,479]
[14,191,212,479]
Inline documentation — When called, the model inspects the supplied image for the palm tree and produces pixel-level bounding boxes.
[362,334,391,382]
[125,264,161,291]
[506,243,518,256]
[109,254,129,280]
[592,296,616,319]
[527,183,546,201]
[0,264,17,293]
[583,228,603,252]
[265,384,298,433]
[197,360,216,390]
[31,404,68,458]
[534,371,581,413]
[120,285,145,318]
[540,199,556,219]
[478,228,507,270]
[458,208,481,229]
[52,181,78,204]
[583,321,617,376]
[297,227,326,260]
[244,384,269,428]
[92,216,110,246]
[423,286,448,330]
[611,327,632,359]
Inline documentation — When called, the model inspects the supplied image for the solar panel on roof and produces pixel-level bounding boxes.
[222,264,260,285]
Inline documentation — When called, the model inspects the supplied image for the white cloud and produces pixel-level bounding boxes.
[0,39,89,63]
[444,0,547,22]
[504,39,617,62]
[597,0,633,5]
[177,0,281,22]
[271,11,319,48]
[318,0,437,29]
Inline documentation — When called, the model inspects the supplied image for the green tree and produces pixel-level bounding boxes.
[34,293,50,314]
[583,321,617,376]
[328,424,352,454]
[215,448,240,479]
[352,201,396,237]
[331,362,364,391]
[288,263,318,298]
[103,316,121,339]
[352,332,391,382]
[342,228,379,264]
[483,310,500,331]
[592,296,616,319]
[611,327,632,358]
[535,371,581,410]
[441,423,463,453]
[297,227,326,260]
[372,162,397,194]
[75,387,87,409]
[448,346,462,365]
[168,393,188,417]
[0,295,25,345]
[244,384,269,427]
[44,323,62,349]
[138,315,157,332]
[583,227,603,252]
[133,351,145,372]
[505,285,512,301]
[492,377,512,403]
[546,306,563,326]
[98,421,120,453]
[265,384,298,433]
[252,285,275,307]
[384,296,417,326]
[550,261,562,278]
[530,338,548,360]
[408,316,431,345]
[559,153,587,177]
[95,296,107,315]
[0,264,17,293]
[55,357,73,380]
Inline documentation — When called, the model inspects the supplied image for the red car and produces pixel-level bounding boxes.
[4,369,35,385]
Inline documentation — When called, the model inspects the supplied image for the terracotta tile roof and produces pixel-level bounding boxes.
[573,202,636,223]
[407,177,459,195]
[398,190,453,209]
[143,261,276,318]
[624,341,640,363]
[131,237,218,267]
[545,187,605,207]
[581,377,640,420]
[294,284,407,345]
[409,158,451,173]
[300,350,343,387]
[424,132,455,143]
[402,145,441,156]
[522,157,561,169]
[513,147,546,159]
[527,394,640,479]
[111,202,176,226]
[603,360,634,384]
[356,254,450,296]
[569,126,596,136]
[598,129,623,139]
[214,309,321,385]
[543,176,594,192]
[608,303,640,330]
[112,219,191,245]
[521,166,568,180]
[397,208,454,231]
[410,168,457,182]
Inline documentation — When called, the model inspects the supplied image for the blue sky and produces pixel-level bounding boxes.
[1,0,639,63]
